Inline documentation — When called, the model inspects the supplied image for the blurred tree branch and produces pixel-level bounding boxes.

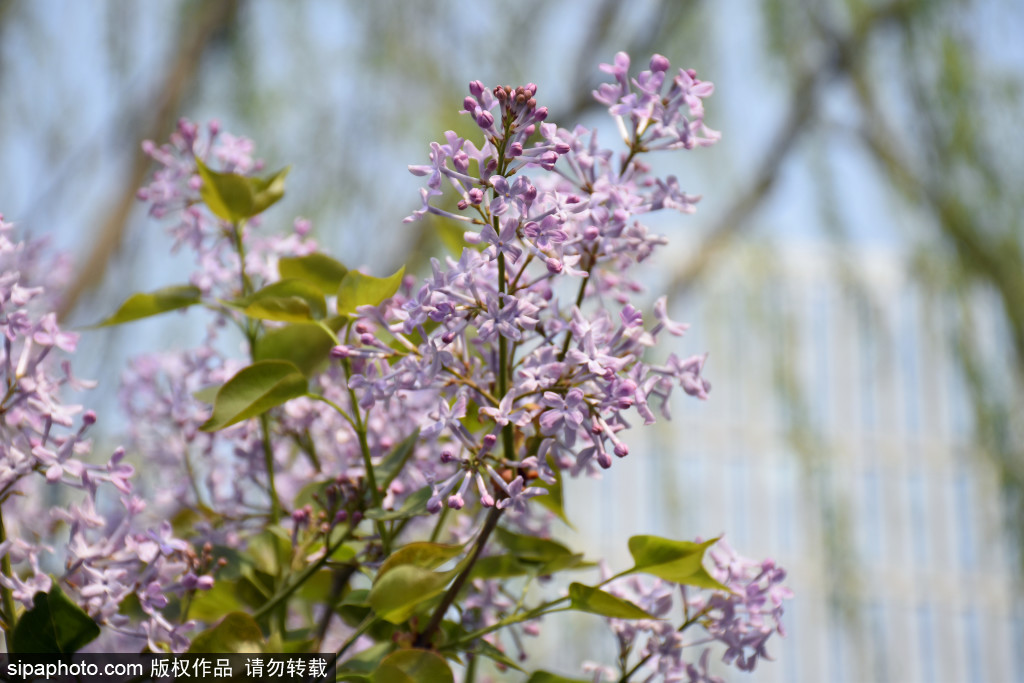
[57,0,240,321]
[669,0,915,293]
[850,27,1024,566]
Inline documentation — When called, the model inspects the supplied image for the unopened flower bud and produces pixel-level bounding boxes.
[650,54,671,72]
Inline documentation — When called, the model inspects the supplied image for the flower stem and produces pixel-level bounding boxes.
[253,526,355,622]
[259,414,282,524]
[414,506,502,648]
[340,356,391,556]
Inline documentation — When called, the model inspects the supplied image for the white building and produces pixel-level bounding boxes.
[550,243,1024,682]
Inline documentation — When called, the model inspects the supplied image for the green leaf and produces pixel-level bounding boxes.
[375,429,420,491]
[627,535,719,584]
[676,565,731,591]
[365,486,432,521]
[468,554,530,580]
[196,158,256,222]
[247,529,292,576]
[336,266,405,316]
[568,583,655,619]
[91,285,201,327]
[195,158,289,222]
[525,672,592,683]
[187,612,265,653]
[227,279,328,322]
[493,527,574,564]
[278,253,349,295]
[249,165,291,215]
[375,542,462,582]
[374,649,453,683]
[338,641,393,678]
[537,553,593,576]
[185,579,246,622]
[253,316,344,376]
[192,384,222,404]
[199,360,307,431]
[368,565,454,624]
[13,583,100,654]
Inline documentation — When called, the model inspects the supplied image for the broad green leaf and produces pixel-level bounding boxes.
[365,486,432,521]
[368,565,454,624]
[247,529,292,577]
[468,554,530,580]
[199,360,307,431]
[525,672,592,683]
[375,429,420,491]
[227,279,327,322]
[336,266,405,316]
[266,631,317,654]
[676,565,730,591]
[338,641,393,678]
[375,542,462,583]
[568,583,655,619]
[374,649,453,683]
[91,285,201,327]
[494,527,574,564]
[187,612,264,653]
[13,583,100,654]
[278,253,349,295]
[249,165,291,215]
[295,569,337,604]
[253,316,344,376]
[538,553,593,576]
[196,158,256,222]
[627,535,719,584]
[185,579,246,621]
[192,384,222,404]
[195,158,289,221]
[293,479,332,509]
[337,589,399,642]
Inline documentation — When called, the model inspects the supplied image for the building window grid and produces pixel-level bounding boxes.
[564,252,1024,682]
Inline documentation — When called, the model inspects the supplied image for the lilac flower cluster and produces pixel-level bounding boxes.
[129,120,440,543]
[687,540,794,672]
[0,216,208,652]
[365,53,717,514]
[594,539,793,681]
[118,54,791,673]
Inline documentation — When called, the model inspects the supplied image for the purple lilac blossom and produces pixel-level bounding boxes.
[593,539,792,681]
[395,54,719,512]
[0,215,209,652]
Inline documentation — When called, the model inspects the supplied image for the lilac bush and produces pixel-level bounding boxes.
[0,52,791,680]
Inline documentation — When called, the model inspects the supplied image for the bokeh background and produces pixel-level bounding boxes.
[3,1,1024,680]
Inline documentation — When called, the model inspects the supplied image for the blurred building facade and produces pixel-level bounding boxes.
[552,243,1024,683]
